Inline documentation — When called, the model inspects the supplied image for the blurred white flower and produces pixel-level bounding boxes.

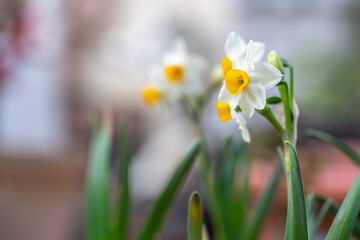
[142,38,208,106]
[216,101,250,143]
[218,35,282,118]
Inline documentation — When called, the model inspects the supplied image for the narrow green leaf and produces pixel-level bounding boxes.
[307,193,332,240]
[314,198,332,238]
[215,137,249,239]
[85,124,112,240]
[267,96,282,105]
[306,129,360,166]
[245,159,283,240]
[316,196,360,239]
[136,139,202,240]
[325,172,360,240]
[188,191,203,240]
[284,141,309,240]
[118,123,131,240]
[199,144,227,240]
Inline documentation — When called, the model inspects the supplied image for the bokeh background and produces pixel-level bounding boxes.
[0,0,360,239]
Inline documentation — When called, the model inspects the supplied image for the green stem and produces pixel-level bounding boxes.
[278,81,293,134]
[281,58,294,109]
[257,104,284,133]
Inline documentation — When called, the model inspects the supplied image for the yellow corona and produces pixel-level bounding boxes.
[142,86,161,105]
[216,102,232,122]
[164,65,185,83]
[225,69,249,95]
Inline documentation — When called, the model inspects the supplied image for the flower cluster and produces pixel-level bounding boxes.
[216,32,283,142]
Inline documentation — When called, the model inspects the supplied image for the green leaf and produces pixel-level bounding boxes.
[325,172,360,240]
[266,96,282,105]
[307,193,332,240]
[199,144,227,240]
[316,196,360,239]
[215,137,249,239]
[188,192,203,240]
[284,141,309,240]
[85,124,112,240]
[245,159,283,240]
[136,139,202,240]
[306,193,316,240]
[306,129,360,166]
[117,123,131,240]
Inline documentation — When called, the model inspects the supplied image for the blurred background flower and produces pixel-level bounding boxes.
[0,0,359,239]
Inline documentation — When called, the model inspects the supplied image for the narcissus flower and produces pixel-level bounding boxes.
[142,38,208,106]
[216,101,250,142]
[218,34,283,118]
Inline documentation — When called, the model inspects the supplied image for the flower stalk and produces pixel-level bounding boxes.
[257,104,284,133]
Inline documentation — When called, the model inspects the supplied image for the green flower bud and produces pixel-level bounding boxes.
[268,50,285,74]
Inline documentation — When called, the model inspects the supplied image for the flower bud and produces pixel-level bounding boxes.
[268,50,284,74]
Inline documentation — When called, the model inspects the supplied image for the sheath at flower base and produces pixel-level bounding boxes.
[274,100,300,144]
[218,40,283,118]
[141,38,208,106]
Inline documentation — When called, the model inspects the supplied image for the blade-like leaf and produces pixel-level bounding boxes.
[306,129,360,166]
[136,139,202,240]
[118,123,131,240]
[316,196,360,239]
[284,141,309,240]
[215,137,249,239]
[199,144,227,240]
[245,159,283,240]
[306,192,316,239]
[325,172,360,240]
[307,193,332,240]
[188,191,203,240]
[85,123,112,240]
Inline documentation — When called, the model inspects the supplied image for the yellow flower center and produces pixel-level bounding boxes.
[221,56,232,78]
[164,65,185,82]
[216,101,232,122]
[225,69,249,95]
[142,86,161,105]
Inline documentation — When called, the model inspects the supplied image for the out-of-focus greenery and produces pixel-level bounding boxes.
[296,8,360,136]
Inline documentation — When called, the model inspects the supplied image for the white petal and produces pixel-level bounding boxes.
[238,92,255,118]
[232,112,251,143]
[148,65,164,86]
[244,83,266,110]
[249,62,282,88]
[164,37,187,65]
[218,83,233,102]
[225,32,246,62]
[187,54,208,73]
[234,40,254,72]
[251,41,265,62]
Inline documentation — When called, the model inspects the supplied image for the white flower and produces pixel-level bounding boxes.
[216,101,250,143]
[142,38,208,106]
[218,33,283,118]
